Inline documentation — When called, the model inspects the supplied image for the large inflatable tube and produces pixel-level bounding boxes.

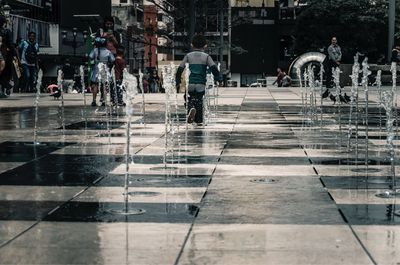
[288,52,326,83]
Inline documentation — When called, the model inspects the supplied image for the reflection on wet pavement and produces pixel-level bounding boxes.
[0,88,399,264]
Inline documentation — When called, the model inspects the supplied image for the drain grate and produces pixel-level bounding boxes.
[375,190,400,198]
[150,166,179,171]
[250,178,278,184]
[107,208,146,215]
[351,168,382,173]
[126,191,161,197]
[363,179,392,184]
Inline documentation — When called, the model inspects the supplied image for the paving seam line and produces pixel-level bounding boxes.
[173,87,250,265]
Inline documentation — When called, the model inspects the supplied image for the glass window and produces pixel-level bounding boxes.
[11,15,50,47]
[16,0,43,7]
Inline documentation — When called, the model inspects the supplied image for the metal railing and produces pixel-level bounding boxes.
[10,14,50,46]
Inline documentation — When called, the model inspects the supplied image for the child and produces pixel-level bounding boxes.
[89,37,115,106]
[175,34,221,125]
[113,48,126,106]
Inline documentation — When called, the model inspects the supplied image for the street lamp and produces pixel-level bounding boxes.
[62,28,88,56]
[145,18,156,70]
[148,39,153,68]
[141,51,144,72]
[388,0,396,61]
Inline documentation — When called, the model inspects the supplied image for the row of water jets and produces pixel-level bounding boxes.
[300,56,399,201]
[31,63,218,215]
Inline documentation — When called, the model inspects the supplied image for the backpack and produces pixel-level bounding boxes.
[25,41,38,64]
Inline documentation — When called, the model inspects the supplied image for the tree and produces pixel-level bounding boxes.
[294,0,388,63]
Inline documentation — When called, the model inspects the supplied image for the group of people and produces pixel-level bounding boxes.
[0,14,127,106]
[0,15,39,98]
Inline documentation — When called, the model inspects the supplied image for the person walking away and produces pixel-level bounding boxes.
[175,34,221,126]
[89,37,115,107]
[113,48,126,106]
[19,32,39,93]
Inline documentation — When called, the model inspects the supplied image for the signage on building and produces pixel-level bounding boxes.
[59,0,111,30]
[234,7,277,23]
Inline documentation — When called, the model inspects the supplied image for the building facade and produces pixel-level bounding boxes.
[112,0,144,72]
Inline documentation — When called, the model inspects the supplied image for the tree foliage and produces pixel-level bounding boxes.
[294,0,388,63]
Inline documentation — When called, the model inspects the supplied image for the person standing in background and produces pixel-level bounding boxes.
[325,36,341,89]
[19,31,39,93]
[97,16,120,56]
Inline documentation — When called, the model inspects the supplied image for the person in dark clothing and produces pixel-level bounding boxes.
[272,67,285,87]
[0,15,16,96]
[325,36,341,90]
[391,45,400,63]
[19,31,39,93]
[112,48,126,106]
[61,59,75,93]
[175,34,221,125]
[0,37,6,97]
[148,69,160,93]
[62,60,75,79]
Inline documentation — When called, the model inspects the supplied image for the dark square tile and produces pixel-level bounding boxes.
[0,155,121,186]
[45,201,199,223]
[62,121,125,130]
[339,204,400,225]
[0,201,61,221]
[97,174,211,187]
[0,142,72,162]
[321,176,400,190]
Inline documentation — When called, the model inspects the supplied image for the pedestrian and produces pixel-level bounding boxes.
[0,15,16,96]
[113,48,126,106]
[149,69,159,93]
[0,36,6,98]
[19,31,39,93]
[175,34,221,126]
[97,16,120,56]
[324,36,341,91]
[272,67,285,87]
[89,37,115,107]
[61,58,75,93]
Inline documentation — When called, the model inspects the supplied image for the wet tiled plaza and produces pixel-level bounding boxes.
[0,87,399,264]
